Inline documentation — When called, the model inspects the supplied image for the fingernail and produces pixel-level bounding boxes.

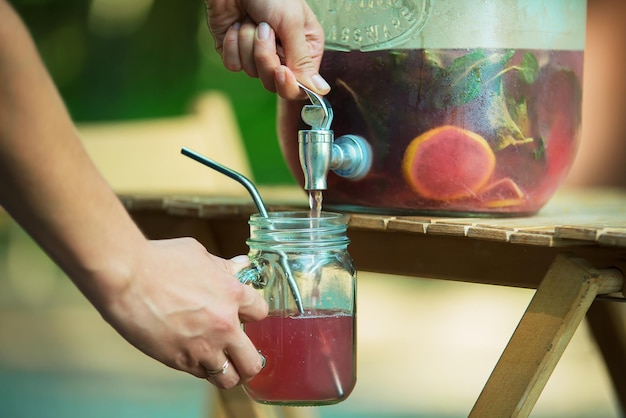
[275,66,287,84]
[312,74,330,92]
[231,22,241,31]
[257,22,270,40]
[231,255,249,264]
[258,351,266,369]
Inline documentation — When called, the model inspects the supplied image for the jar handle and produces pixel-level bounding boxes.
[235,256,305,314]
[235,261,266,289]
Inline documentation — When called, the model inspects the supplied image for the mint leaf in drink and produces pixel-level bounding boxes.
[519,52,539,84]
[487,81,534,150]
[427,49,516,108]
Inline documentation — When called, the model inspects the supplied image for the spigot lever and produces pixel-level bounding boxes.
[297,82,372,191]
[298,82,333,130]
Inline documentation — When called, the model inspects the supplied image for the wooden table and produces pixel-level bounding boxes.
[122,187,626,418]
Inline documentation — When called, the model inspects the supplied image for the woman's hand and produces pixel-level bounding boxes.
[205,0,330,99]
[101,238,268,389]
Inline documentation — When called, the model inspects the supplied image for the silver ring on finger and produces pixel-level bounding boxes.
[206,359,230,376]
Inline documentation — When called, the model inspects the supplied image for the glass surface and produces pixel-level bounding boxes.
[239,212,357,405]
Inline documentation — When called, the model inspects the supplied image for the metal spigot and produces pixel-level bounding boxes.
[297,82,372,191]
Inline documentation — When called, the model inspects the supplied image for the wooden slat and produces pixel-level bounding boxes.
[120,195,167,211]
[598,230,626,247]
[386,217,429,233]
[555,221,626,244]
[348,214,394,229]
[508,232,555,246]
[466,226,512,242]
[556,225,607,242]
[165,199,204,218]
[424,222,470,236]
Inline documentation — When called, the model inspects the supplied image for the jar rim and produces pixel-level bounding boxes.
[249,211,346,222]
[246,211,349,250]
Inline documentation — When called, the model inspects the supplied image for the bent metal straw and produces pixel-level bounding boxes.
[180,147,304,313]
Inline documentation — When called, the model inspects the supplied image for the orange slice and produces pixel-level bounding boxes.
[402,125,496,200]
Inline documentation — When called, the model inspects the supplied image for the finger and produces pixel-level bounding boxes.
[203,354,241,389]
[229,254,250,271]
[238,20,258,77]
[237,282,268,323]
[275,65,308,101]
[223,257,269,322]
[254,22,281,93]
[222,22,242,72]
[225,332,266,383]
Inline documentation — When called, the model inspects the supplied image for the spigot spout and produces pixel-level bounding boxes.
[296,82,334,190]
[298,130,333,190]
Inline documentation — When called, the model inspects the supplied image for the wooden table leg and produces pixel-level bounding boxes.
[469,254,624,417]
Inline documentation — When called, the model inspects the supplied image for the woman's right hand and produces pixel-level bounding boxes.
[99,237,268,388]
[204,0,330,99]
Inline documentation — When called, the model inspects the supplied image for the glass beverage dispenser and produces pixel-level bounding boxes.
[278,0,586,215]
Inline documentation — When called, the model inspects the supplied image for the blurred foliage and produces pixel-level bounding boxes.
[11,0,295,185]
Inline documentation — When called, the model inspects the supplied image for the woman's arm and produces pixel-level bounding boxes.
[0,0,267,388]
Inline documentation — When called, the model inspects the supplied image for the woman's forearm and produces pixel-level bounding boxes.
[0,0,145,306]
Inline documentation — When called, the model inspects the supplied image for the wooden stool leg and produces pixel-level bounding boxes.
[586,300,626,414]
[209,386,320,418]
[210,387,278,418]
[281,407,320,418]
[469,254,623,418]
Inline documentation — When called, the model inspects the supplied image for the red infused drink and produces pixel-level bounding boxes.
[278,48,583,216]
[244,310,356,405]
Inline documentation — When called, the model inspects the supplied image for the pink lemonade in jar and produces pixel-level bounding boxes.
[278,48,583,216]
[243,310,356,405]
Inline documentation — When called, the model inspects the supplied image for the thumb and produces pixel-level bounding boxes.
[228,254,250,275]
[276,9,329,94]
[230,254,250,265]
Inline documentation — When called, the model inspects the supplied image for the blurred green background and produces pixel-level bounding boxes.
[12,0,294,185]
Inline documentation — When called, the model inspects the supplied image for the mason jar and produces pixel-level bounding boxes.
[279,0,586,216]
[236,211,357,405]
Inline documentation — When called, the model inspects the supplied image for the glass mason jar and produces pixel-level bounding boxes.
[278,0,586,216]
[236,211,357,406]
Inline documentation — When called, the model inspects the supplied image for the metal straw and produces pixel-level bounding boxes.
[181,147,268,217]
[180,147,304,313]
